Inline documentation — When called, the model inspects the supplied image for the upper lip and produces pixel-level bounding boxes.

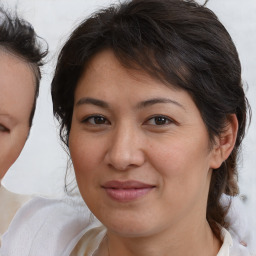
[102,180,155,189]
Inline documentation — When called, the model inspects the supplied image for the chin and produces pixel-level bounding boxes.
[101,215,160,238]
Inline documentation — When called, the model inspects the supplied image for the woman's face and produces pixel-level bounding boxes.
[69,50,220,237]
[0,51,35,178]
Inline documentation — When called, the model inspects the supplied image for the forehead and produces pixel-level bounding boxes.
[78,50,170,94]
[77,50,185,99]
[74,50,204,121]
[0,50,35,123]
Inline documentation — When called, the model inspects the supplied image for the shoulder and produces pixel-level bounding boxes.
[0,186,31,236]
[1,196,91,256]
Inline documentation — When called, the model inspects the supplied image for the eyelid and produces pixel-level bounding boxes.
[0,123,10,132]
[82,114,111,125]
[144,115,175,126]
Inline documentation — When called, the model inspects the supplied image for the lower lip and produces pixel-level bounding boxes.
[104,187,154,202]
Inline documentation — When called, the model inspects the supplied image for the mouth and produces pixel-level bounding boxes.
[101,180,156,202]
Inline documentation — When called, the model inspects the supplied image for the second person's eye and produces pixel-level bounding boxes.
[0,124,10,132]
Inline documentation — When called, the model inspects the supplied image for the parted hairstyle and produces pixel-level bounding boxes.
[0,6,47,126]
[51,0,251,239]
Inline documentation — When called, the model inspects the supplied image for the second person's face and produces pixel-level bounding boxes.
[69,50,219,238]
[0,51,35,178]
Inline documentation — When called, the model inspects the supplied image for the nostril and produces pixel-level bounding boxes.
[107,161,138,172]
[108,163,128,171]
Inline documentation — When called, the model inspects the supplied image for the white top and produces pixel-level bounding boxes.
[1,196,254,256]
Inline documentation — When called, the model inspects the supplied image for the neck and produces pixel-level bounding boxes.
[101,220,221,256]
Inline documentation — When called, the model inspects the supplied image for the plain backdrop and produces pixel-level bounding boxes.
[1,0,255,228]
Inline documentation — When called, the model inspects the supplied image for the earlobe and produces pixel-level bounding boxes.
[210,114,238,169]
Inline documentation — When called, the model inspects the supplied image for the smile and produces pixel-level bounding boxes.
[102,180,156,202]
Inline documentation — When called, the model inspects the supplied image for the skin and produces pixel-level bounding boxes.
[0,50,35,179]
[69,50,237,256]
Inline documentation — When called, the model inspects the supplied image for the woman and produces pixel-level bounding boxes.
[52,0,254,254]
[52,0,252,254]
[0,6,47,235]
[1,0,254,255]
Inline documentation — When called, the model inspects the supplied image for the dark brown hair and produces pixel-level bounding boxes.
[51,0,250,239]
[0,6,47,126]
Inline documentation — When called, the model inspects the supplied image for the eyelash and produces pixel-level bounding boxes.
[144,115,174,126]
[0,124,10,132]
[82,115,110,125]
[81,115,174,126]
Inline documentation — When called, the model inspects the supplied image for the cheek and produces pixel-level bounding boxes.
[0,128,29,178]
[70,135,99,171]
[69,133,103,191]
[69,135,105,213]
[149,141,196,176]
[149,138,211,198]
[9,129,29,163]
[151,133,211,172]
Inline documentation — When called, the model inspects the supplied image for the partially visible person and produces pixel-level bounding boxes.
[0,5,47,236]
[0,6,46,178]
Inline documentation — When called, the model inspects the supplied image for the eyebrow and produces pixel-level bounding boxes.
[76,97,109,109]
[136,98,185,110]
[75,97,185,110]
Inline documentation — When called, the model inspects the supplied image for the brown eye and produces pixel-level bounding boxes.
[154,116,169,125]
[146,116,172,126]
[93,116,107,124]
[83,115,110,125]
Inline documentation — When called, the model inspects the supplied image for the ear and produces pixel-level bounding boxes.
[210,114,238,169]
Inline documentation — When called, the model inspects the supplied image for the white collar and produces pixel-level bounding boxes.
[217,228,233,256]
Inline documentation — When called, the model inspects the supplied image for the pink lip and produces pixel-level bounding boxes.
[102,180,155,202]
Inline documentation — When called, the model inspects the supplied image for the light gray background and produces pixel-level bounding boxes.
[1,0,255,228]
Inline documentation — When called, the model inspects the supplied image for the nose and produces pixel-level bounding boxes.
[104,123,145,171]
